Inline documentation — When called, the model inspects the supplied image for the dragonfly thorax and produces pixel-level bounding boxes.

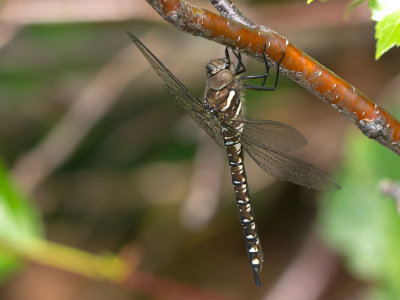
[205,58,242,118]
[206,58,235,91]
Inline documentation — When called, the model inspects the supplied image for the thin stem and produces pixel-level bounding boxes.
[0,238,129,281]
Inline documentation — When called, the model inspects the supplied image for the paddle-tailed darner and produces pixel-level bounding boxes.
[127,31,339,287]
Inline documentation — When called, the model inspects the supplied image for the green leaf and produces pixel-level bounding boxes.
[318,106,400,296]
[369,0,399,21]
[369,0,400,59]
[0,160,43,279]
[375,10,400,59]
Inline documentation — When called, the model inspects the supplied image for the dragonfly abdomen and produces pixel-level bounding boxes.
[222,126,263,286]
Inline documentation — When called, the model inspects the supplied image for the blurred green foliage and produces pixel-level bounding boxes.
[0,160,128,282]
[0,161,43,280]
[319,106,400,299]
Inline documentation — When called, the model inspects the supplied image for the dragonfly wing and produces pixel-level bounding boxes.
[241,136,340,190]
[228,117,307,153]
[193,113,224,147]
[128,32,223,147]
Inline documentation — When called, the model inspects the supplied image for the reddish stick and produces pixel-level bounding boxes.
[145,0,400,155]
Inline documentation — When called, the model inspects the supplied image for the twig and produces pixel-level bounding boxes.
[379,179,400,214]
[0,21,20,50]
[11,46,140,193]
[144,0,400,156]
[126,270,234,300]
[180,128,224,232]
[210,0,256,28]
[1,238,231,300]
[263,233,338,300]
[11,33,179,193]
[0,238,130,282]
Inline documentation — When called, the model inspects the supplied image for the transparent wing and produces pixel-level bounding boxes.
[240,134,340,190]
[228,117,308,153]
[127,32,224,147]
[129,32,339,190]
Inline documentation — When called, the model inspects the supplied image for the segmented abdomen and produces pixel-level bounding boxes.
[222,125,263,281]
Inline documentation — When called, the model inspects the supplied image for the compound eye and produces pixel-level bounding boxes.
[209,69,234,90]
[206,65,214,76]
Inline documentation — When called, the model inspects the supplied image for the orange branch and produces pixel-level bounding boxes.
[145,0,400,155]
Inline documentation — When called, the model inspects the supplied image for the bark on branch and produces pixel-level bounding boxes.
[145,0,400,155]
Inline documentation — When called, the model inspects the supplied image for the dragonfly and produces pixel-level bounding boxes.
[127,31,339,287]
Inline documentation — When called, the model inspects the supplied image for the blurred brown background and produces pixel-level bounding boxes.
[1,0,400,299]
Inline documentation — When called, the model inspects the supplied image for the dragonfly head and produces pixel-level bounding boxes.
[206,58,235,90]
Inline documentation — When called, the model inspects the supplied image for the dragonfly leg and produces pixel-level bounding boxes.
[232,48,246,75]
[225,46,230,61]
[240,44,285,91]
[225,46,246,75]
